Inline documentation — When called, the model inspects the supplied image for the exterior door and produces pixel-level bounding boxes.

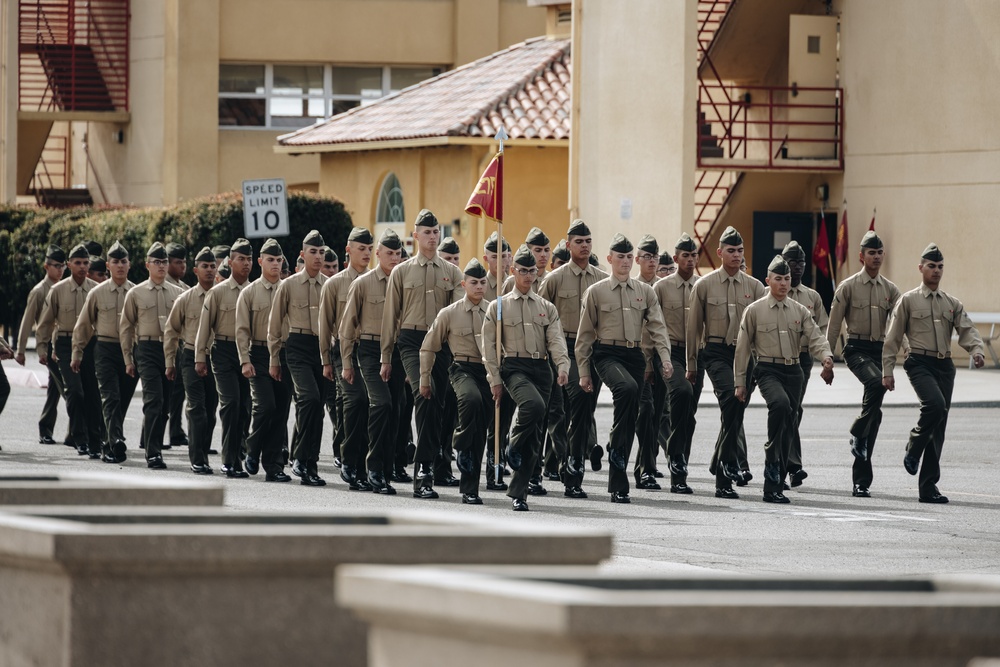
[752,210,837,310]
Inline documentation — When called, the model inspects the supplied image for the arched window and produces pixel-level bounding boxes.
[376,173,405,224]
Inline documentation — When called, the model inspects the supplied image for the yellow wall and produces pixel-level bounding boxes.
[0,0,15,201]
[317,143,568,262]
[572,0,697,258]
[838,0,1000,311]
[218,130,319,193]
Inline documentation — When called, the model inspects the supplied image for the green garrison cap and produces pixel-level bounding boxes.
[212,245,231,260]
[659,251,675,266]
[378,228,402,250]
[552,239,570,262]
[484,231,511,253]
[260,238,283,257]
[82,239,103,257]
[588,254,600,267]
[230,238,253,256]
[567,219,591,237]
[719,226,743,246]
[609,233,633,253]
[107,240,129,260]
[45,244,66,263]
[860,230,883,249]
[675,232,697,252]
[781,240,806,260]
[88,256,106,272]
[414,209,438,227]
[295,255,305,266]
[513,244,536,268]
[637,234,658,255]
[439,236,460,254]
[400,245,409,260]
[921,243,943,262]
[525,227,550,246]
[323,246,338,263]
[146,241,168,260]
[165,242,187,260]
[463,257,488,278]
[347,227,374,244]
[767,255,790,275]
[68,243,90,260]
[303,229,325,247]
[194,246,216,263]
[218,257,231,278]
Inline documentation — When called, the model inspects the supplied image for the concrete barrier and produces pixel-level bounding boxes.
[0,507,611,666]
[0,472,224,506]
[336,566,1000,667]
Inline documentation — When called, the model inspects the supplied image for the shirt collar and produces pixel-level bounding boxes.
[416,252,439,268]
[463,295,486,312]
[860,271,882,286]
[611,275,632,290]
[919,284,940,298]
[374,264,390,281]
[766,294,786,308]
[569,262,592,277]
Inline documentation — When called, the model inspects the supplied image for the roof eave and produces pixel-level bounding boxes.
[274,136,568,155]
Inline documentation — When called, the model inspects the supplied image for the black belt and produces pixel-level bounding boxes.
[401,324,428,332]
[757,356,798,365]
[598,339,640,349]
[56,332,73,339]
[848,333,884,342]
[251,341,268,348]
[909,348,951,359]
[504,352,547,361]
[453,355,483,364]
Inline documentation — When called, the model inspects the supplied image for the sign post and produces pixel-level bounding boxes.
[242,178,290,238]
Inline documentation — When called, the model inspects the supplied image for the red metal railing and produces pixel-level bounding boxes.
[696,0,734,62]
[697,83,843,170]
[693,170,743,271]
[30,133,69,192]
[18,0,129,112]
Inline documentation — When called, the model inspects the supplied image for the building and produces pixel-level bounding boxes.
[0,0,546,207]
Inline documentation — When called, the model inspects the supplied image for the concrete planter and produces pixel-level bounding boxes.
[0,472,224,507]
[336,566,1000,667]
[0,508,611,667]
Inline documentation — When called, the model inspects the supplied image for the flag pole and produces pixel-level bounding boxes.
[493,126,508,486]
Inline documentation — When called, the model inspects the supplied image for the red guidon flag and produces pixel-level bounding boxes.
[465,152,503,222]
[835,203,849,269]
[814,213,831,277]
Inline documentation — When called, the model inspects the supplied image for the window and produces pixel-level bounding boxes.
[219,64,445,129]
[376,173,405,225]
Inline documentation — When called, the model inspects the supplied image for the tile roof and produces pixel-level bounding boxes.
[278,37,571,148]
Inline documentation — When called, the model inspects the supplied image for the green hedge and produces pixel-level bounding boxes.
[1,191,352,337]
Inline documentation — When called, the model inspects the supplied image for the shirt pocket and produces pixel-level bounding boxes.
[185,300,202,322]
[290,298,310,310]
[557,289,578,306]
[97,301,117,314]
[366,295,386,306]
[707,296,728,321]
[910,309,933,334]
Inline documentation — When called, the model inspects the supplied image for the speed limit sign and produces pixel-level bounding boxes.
[242,178,290,238]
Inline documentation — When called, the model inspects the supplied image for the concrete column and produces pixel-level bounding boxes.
[571,0,697,255]
[0,0,17,203]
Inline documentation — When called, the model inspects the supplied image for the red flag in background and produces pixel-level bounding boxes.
[814,213,831,277]
[464,152,504,222]
[835,202,849,269]
[869,207,876,231]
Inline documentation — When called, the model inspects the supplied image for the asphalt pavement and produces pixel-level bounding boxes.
[2,353,999,578]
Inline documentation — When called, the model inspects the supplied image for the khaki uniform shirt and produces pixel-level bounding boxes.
[419,295,489,387]
[500,270,544,296]
[235,277,281,366]
[381,252,464,363]
[120,279,185,366]
[636,274,658,287]
[339,265,390,371]
[575,276,671,378]
[166,275,186,289]
[537,261,609,336]
[827,269,901,353]
[654,273,698,346]
[485,272,500,302]
[788,283,829,351]
[72,278,134,362]
[318,265,364,365]
[17,275,57,357]
[882,285,983,378]
[482,288,571,387]
[734,295,832,387]
[163,284,211,368]
[268,270,326,366]
[36,277,97,359]
[195,276,248,362]
[686,267,765,371]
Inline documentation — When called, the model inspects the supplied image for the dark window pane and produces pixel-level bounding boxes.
[331,99,360,116]
[273,65,324,96]
[219,64,264,94]
[219,98,265,126]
